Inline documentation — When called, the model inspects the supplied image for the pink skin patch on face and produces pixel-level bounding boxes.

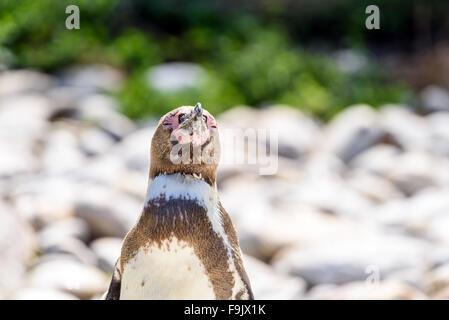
[162,106,217,146]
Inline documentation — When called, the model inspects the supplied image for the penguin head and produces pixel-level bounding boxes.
[149,103,221,185]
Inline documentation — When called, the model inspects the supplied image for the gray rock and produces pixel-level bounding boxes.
[243,255,306,299]
[273,234,430,286]
[79,127,115,156]
[345,169,404,203]
[12,287,79,300]
[422,264,449,296]
[319,104,385,163]
[38,236,98,266]
[77,94,135,139]
[306,280,427,300]
[38,217,90,243]
[427,112,449,156]
[111,127,155,172]
[11,177,78,226]
[0,70,54,97]
[0,94,52,176]
[380,105,430,152]
[218,105,320,161]
[146,62,206,93]
[385,152,444,196]
[257,106,321,159]
[0,201,36,298]
[74,184,141,238]
[90,237,122,273]
[40,126,86,174]
[26,260,108,299]
[420,85,449,113]
[349,144,401,175]
[371,188,449,238]
[60,64,124,91]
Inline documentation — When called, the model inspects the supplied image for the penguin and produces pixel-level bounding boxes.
[105,103,253,300]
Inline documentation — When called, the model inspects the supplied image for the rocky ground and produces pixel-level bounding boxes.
[1,67,449,300]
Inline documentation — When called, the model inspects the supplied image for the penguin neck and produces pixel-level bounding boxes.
[144,173,218,211]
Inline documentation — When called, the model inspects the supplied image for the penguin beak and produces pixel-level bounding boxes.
[192,102,203,120]
[172,103,210,146]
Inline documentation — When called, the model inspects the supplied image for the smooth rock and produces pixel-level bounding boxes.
[12,287,79,300]
[423,264,449,296]
[427,112,449,156]
[0,202,36,298]
[38,236,98,266]
[146,62,206,92]
[79,127,115,156]
[345,169,404,203]
[380,105,430,152]
[38,217,91,243]
[349,144,401,175]
[272,234,430,286]
[26,260,108,299]
[77,94,135,139]
[0,70,54,96]
[90,237,123,273]
[306,280,427,300]
[60,64,124,91]
[74,184,141,238]
[420,85,449,113]
[40,126,86,174]
[319,105,385,163]
[243,255,306,299]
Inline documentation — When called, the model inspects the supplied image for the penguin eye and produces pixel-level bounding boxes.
[178,113,187,123]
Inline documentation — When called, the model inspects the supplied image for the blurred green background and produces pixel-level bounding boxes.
[1,0,448,120]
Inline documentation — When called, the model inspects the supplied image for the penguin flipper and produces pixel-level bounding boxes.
[105,259,122,300]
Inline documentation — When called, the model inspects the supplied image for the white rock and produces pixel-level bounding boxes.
[306,280,427,300]
[26,260,108,299]
[77,94,135,139]
[345,169,404,203]
[38,236,98,266]
[79,127,115,156]
[423,264,449,296]
[427,112,449,156]
[319,105,385,163]
[12,287,79,300]
[111,127,155,172]
[61,64,124,91]
[74,184,142,238]
[146,62,206,92]
[0,201,36,298]
[38,218,90,243]
[380,105,430,152]
[243,255,306,299]
[0,70,54,96]
[90,237,123,273]
[384,152,445,196]
[420,85,449,113]
[40,126,86,174]
[257,106,321,159]
[273,234,431,286]
[350,144,400,175]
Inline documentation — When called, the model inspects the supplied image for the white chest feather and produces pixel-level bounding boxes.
[120,238,215,300]
[120,173,248,300]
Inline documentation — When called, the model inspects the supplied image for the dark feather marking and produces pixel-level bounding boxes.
[219,201,254,300]
[120,199,236,299]
[105,259,122,300]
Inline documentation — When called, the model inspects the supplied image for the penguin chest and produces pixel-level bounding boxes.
[120,238,215,300]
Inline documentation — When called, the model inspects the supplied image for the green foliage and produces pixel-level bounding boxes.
[0,0,415,120]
